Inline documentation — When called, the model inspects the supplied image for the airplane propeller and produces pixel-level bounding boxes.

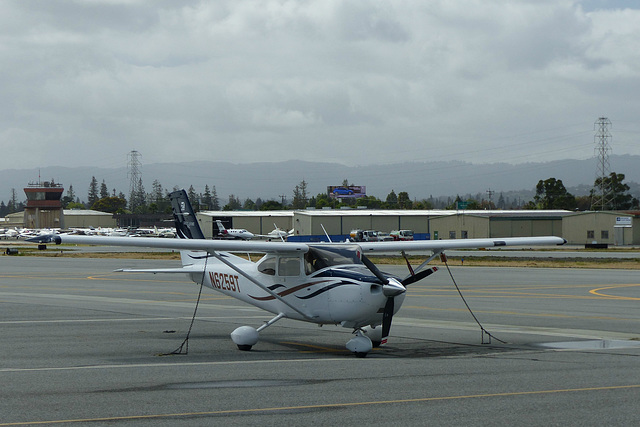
[401,267,438,286]
[361,254,406,345]
[361,255,438,345]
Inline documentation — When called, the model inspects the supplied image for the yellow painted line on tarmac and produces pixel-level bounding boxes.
[403,305,640,322]
[408,292,607,300]
[0,272,182,285]
[1,383,638,426]
[589,284,640,300]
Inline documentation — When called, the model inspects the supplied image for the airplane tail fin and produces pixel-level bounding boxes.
[169,190,205,240]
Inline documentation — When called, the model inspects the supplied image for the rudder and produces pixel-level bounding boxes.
[169,190,205,240]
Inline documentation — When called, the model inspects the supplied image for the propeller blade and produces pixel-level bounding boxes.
[401,267,438,286]
[361,254,389,284]
[381,297,394,345]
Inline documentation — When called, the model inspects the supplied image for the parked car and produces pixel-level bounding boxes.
[390,229,414,241]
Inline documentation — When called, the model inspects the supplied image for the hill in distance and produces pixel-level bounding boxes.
[1,155,638,204]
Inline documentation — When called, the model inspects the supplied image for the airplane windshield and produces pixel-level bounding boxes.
[305,245,362,274]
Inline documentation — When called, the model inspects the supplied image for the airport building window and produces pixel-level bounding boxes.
[449,231,456,239]
[461,230,468,239]
[601,230,609,240]
[587,230,594,239]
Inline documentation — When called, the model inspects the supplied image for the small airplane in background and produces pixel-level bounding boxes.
[1,227,58,239]
[29,190,566,358]
[215,219,255,240]
[259,224,294,241]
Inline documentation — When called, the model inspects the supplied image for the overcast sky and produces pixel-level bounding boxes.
[1,0,639,171]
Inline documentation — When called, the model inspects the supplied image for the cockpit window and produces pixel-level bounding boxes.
[258,257,276,275]
[305,245,362,274]
[278,257,301,276]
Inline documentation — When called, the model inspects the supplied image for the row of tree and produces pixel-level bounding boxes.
[528,173,638,210]
[1,173,638,218]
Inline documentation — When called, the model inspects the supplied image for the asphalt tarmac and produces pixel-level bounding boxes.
[1,256,640,426]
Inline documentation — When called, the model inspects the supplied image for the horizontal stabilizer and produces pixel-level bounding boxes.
[115,266,204,274]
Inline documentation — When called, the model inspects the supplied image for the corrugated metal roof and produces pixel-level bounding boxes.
[199,210,293,218]
[63,210,112,216]
[198,209,571,218]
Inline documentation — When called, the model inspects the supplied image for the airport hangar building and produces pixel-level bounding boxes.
[3,210,117,229]
[196,209,640,246]
[3,208,639,245]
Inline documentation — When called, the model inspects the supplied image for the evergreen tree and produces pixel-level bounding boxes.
[88,177,99,207]
[61,184,76,208]
[8,188,18,213]
[187,185,200,211]
[211,186,220,210]
[223,194,242,211]
[130,178,147,212]
[243,198,256,210]
[152,180,164,203]
[385,190,398,209]
[397,191,412,209]
[100,180,109,199]
[292,179,308,209]
[202,185,212,210]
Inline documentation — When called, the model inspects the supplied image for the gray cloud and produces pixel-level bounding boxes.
[1,0,639,171]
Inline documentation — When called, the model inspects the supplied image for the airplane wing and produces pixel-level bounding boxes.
[357,236,566,252]
[32,234,564,254]
[31,234,310,254]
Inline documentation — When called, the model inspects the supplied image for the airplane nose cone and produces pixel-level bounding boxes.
[382,279,406,297]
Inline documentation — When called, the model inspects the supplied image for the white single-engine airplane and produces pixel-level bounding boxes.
[29,190,566,357]
[215,219,255,240]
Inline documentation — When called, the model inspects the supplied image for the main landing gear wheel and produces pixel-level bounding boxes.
[230,326,259,351]
[230,314,286,351]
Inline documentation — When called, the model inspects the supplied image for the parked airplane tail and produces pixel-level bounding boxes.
[215,219,228,235]
[169,190,205,240]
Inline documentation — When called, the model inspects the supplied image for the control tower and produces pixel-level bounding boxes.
[23,180,65,229]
